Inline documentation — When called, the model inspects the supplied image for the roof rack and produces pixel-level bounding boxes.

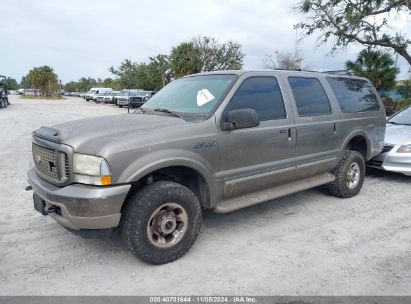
[323,70,352,75]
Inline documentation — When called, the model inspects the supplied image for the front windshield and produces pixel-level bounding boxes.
[388,106,411,125]
[142,74,237,114]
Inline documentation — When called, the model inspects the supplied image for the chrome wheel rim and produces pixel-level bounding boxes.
[147,203,188,248]
[346,162,360,189]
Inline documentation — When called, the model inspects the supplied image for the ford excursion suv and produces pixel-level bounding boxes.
[28,70,386,264]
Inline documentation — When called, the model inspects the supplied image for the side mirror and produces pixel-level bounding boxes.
[222,108,260,131]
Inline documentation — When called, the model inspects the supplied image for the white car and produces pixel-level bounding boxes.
[95,92,107,103]
[103,92,118,104]
[368,106,411,176]
[116,89,143,107]
[84,88,113,101]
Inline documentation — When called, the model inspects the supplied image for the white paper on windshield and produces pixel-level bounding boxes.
[197,89,215,107]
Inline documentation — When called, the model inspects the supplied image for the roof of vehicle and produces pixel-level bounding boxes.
[188,69,369,81]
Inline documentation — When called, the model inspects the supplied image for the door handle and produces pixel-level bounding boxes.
[333,123,337,134]
[280,128,294,141]
[288,128,293,141]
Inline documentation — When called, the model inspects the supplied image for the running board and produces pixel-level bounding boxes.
[214,172,335,213]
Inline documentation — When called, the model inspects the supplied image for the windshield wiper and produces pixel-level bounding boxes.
[153,108,182,118]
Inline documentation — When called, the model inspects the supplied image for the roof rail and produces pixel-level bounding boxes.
[324,70,352,76]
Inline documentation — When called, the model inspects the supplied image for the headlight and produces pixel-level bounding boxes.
[73,153,112,185]
[397,145,411,153]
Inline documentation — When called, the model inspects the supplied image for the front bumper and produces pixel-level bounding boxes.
[28,168,131,230]
[130,100,144,107]
[117,99,129,106]
[368,145,411,176]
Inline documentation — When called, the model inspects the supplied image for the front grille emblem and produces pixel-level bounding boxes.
[48,161,56,172]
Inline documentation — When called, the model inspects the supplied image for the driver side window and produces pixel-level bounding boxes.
[226,76,286,121]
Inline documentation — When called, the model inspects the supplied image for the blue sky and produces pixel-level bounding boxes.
[1,0,410,83]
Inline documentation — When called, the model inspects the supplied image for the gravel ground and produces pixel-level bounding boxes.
[0,96,410,295]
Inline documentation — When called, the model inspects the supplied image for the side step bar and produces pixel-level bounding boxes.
[214,172,335,213]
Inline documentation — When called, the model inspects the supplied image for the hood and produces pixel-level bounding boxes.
[33,113,187,155]
[385,123,411,145]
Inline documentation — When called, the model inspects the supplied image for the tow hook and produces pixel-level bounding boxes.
[44,206,57,215]
[25,185,32,191]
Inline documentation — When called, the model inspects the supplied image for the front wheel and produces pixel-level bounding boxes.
[122,181,202,264]
[327,150,365,198]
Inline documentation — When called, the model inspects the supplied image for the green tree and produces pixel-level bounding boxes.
[170,42,202,78]
[4,77,18,90]
[148,54,171,88]
[64,81,79,92]
[26,66,59,96]
[193,36,244,71]
[295,0,411,65]
[100,78,121,90]
[77,77,98,92]
[109,59,140,88]
[20,76,29,89]
[398,79,411,98]
[346,49,399,91]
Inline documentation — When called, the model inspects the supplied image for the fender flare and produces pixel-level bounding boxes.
[340,130,371,160]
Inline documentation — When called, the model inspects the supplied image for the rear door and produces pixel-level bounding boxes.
[283,75,341,179]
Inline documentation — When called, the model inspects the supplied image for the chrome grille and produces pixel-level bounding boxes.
[32,143,69,182]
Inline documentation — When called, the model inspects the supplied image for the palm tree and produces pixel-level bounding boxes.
[346,49,399,91]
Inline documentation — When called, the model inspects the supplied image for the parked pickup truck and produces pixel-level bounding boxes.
[28,70,386,264]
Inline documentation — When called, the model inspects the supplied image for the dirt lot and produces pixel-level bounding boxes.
[0,95,410,295]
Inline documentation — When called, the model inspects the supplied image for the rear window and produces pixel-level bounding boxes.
[288,77,331,116]
[326,77,380,113]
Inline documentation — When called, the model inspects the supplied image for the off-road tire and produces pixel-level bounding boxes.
[328,150,365,198]
[122,181,202,264]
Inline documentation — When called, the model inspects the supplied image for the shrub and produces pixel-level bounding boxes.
[382,98,411,116]
[382,97,398,116]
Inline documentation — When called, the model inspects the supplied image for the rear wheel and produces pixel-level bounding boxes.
[122,181,202,264]
[327,150,365,198]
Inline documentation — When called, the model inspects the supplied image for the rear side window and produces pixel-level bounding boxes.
[227,77,286,121]
[288,77,331,116]
[326,77,380,113]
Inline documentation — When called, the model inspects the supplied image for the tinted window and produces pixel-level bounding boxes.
[326,77,380,113]
[288,77,331,116]
[226,77,286,121]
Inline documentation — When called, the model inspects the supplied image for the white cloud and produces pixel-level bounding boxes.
[1,0,410,82]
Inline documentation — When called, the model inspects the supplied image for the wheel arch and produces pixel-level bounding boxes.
[341,131,371,161]
[121,157,216,209]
